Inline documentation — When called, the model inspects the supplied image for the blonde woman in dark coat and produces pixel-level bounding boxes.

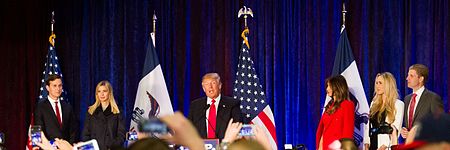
[82,80,126,150]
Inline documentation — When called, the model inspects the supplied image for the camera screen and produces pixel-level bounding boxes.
[239,125,254,136]
[139,118,169,134]
[77,143,95,150]
[30,126,42,147]
[75,140,99,150]
[0,133,4,144]
[127,131,138,141]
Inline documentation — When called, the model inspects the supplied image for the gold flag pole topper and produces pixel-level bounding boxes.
[238,6,253,48]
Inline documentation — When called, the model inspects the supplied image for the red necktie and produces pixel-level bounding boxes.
[408,94,417,129]
[55,101,62,128]
[207,99,217,138]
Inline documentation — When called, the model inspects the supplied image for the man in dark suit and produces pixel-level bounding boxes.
[34,74,78,144]
[401,64,444,139]
[188,73,242,139]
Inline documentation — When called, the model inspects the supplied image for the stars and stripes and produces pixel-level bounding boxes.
[233,28,277,149]
[27,33,67,150]
[233,46,266,121]
[38,45,67,101]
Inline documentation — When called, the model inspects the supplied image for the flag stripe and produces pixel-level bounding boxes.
[253,113,277,150]
[257,107,277,142]
[332,27,355,75]
[233,29,277,149]
[141,33,160,76]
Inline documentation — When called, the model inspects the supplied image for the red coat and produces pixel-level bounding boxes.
[316,100,355,149]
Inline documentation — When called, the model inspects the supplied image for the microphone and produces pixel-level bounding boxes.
[194,104,211,125]
[205,104,211,111]
[194,104,220,138]
[205,104,223,139]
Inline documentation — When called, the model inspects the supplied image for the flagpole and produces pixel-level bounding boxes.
[341,3,347,33]
[49,11,56,47]
[235,6,277,149]
[153,11,157,34]
[51,11,54,33]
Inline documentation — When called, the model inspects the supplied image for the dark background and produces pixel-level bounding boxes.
[1,0,449,149]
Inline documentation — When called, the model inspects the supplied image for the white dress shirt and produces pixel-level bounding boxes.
[408,86,425,119]
[206,94,221,132]
[48,96,63,124]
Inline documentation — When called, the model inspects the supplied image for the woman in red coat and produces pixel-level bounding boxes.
[316,75,355,150]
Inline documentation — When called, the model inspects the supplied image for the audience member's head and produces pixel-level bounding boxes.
[127,138,170,150]
[397,113,450,150]
[339,138,357,150]
[159,112,205,150]
[228,139,266,150]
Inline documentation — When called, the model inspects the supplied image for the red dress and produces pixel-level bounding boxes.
[316,100,355,149]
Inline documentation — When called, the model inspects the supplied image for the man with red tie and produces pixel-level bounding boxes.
[34,74,78,143]
[188,73,242,139]
[401,64,443,140]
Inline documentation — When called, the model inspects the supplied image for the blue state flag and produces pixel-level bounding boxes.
[324,26,370,148]
[129,32,174,132]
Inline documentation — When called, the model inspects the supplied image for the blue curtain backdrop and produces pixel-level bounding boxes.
[1,0,449,149]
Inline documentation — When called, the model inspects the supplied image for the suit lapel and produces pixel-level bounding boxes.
[199,98,208,137]
[216,99,229,136]
[404,94,411,127]
[44,99,61,130]
[60,101,67,129]
[414,89,428,122]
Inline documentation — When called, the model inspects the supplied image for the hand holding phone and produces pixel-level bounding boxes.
[73,139,100,150]
[126,131,138,141]
[239,124,254,136]
[31,125,42,147]
[138,117,169,135]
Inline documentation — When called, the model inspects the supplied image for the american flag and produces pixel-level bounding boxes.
[27,33,67,149]
[233,29,277,149]
[37,41,67,101]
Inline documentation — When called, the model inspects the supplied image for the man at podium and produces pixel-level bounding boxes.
[188,73,242,139]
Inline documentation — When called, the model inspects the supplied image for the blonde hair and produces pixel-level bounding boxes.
[369,72,398,123]
[88,80,120,115]
[202,73,221,83]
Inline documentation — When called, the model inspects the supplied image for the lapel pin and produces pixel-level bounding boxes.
[223,105,225,108]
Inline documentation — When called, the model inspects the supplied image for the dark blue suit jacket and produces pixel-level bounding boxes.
[188,96,242,139]
[403,88,443,128]
[34,98,78,143]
